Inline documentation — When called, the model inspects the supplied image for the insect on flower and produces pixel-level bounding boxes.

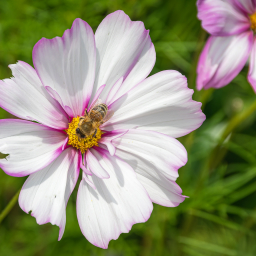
[0,11,205,248]
[76,101,113,140]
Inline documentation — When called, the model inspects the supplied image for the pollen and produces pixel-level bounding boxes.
[250,12,256,31]
[65,117,103,154]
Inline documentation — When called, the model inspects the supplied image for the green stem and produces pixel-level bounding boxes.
[208,99,256,170]
[0,189,20,224]
[195,88,214,111]
[220,99,256,143]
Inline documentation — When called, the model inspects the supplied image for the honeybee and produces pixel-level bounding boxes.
[76,102,112,140]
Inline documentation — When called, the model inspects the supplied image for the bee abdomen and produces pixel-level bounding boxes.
[99,104,108,116]
[91,103,108,121]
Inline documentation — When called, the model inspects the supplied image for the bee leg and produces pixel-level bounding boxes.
[84,108,88,116]
[93,129,97,138]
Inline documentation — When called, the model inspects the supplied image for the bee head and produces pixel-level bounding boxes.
[76,128,85,138]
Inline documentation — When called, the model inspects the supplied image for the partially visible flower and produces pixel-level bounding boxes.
[197,0,256,92]
[0,11,205,248]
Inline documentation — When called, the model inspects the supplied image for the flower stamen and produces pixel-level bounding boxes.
[250,12,256,31]
[65,117,102,153]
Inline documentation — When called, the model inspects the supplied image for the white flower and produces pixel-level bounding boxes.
[0,11,205,248]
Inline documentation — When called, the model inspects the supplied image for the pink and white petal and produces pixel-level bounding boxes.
[80,156,92,176]
[99,130,128,156]
[102,71,205,138]
[197,0,250,36]
[93,10,156,102]
[19,147,80,240]
[113,41,156,101]
[88,84,106,111]
[77,148,153,249]
[136,174,186,207]
[33,18,96,117]
[105,77,123,105]
[197,32,253,90]
[0,61,68,129]
[114,148,186,207]
[231,0,256,14]
[248,37,256,93]
[82,172,96,190]
[86,149,110,179]
[0,119,67,177]
[111,129,187,181]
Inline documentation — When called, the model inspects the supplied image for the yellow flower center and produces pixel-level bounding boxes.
[250,12,256,31]
[65,117,103,154]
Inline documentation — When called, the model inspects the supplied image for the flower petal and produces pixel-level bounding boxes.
[93,10,156,102]
[102,71,205,138]
[197,32,253,90]
[88,84,106,111]
[111,129,187,207]
[197,0,250,36]
[0,61,68,129]
[111,129,187,181]
[99,130,128,156]
[33,18,96,117]
[105,77,123,105]
[77,148,153,249]
[232,0,256,14]
[248,38,256,92]
[80,156,92,176]
[19,147,80,240]
[135,174,186,207]
[82,172,96,190]
[0,119,67,177]
[86,149,110,179]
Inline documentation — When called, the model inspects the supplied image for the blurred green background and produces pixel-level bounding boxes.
[1,0,256,255]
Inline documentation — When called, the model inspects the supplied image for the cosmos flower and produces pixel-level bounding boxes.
[0,11,205,248]
[197,0,256,92]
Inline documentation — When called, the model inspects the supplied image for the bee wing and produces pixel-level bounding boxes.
[102,109,114,124]
[89,98,103,111]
